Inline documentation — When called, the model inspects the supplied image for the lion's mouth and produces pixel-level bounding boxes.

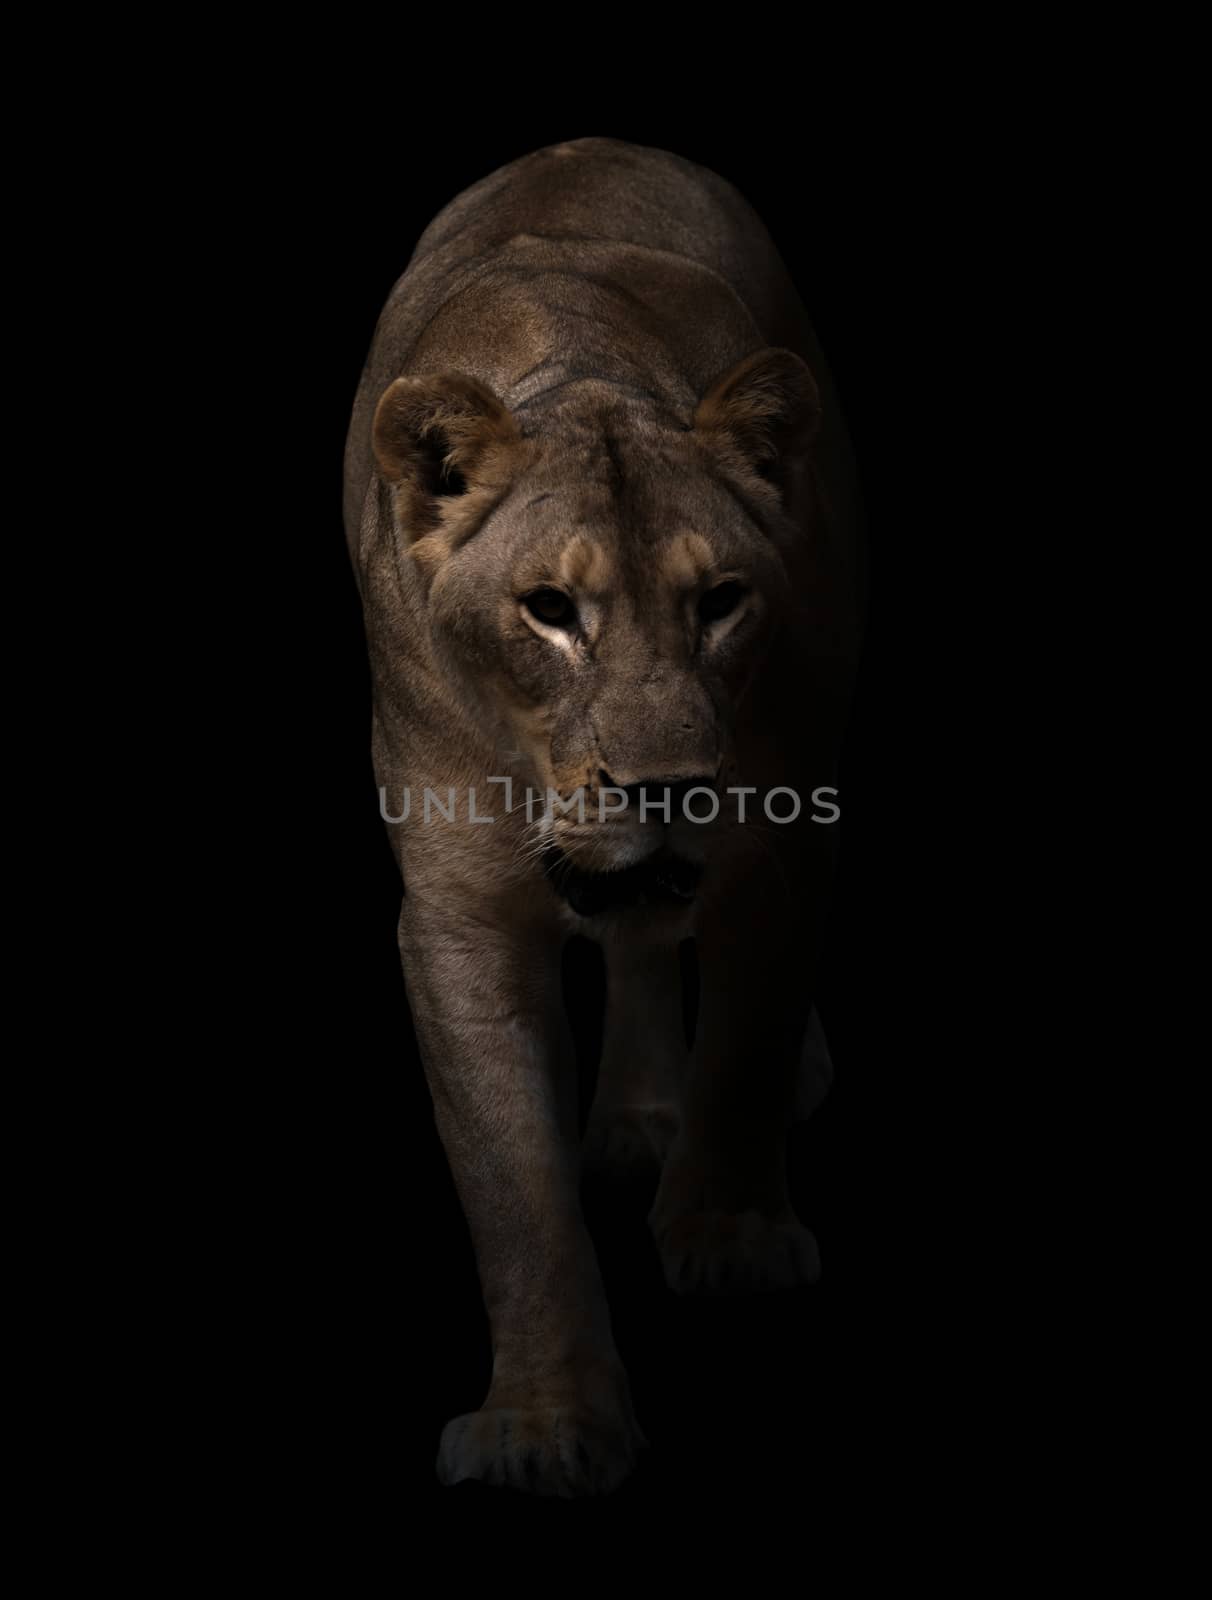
[540,844,702,916]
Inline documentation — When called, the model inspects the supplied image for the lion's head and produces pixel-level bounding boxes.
[371,350,819,911]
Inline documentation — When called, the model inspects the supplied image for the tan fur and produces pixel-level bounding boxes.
[344,137,863,1498]
[558,534,612,595]
[659,530,716,589]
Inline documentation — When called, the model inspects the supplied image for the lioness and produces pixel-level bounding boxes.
[342,136,863,1496]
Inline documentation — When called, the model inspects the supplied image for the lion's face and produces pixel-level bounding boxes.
[372,353,819,899]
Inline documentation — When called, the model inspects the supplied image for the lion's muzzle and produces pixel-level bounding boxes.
[541,844,703,917]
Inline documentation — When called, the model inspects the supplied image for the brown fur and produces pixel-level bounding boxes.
[343,137,863,1497]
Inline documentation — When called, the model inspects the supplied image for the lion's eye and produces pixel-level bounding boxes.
[699,582,746,624]
[523,588,577,628]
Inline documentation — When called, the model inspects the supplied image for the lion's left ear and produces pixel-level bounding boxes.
[693,349,820,492]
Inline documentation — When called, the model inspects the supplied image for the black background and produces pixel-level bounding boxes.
[202,98,997,1544]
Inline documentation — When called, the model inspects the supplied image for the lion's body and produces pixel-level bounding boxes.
[343,137,863,1495]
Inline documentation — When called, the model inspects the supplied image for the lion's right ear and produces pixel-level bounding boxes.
[372,373,520,544]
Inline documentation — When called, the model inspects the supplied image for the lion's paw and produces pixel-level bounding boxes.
[652,1207,821,1294]
[582,1104,678,1180]
[436,1405,645,1497]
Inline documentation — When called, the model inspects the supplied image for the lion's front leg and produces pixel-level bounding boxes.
[583,931,688,1183]
[649,845,827,1295]
[399,904,644,1496]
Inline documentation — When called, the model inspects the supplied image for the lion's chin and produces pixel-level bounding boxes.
[540,844,702,918]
